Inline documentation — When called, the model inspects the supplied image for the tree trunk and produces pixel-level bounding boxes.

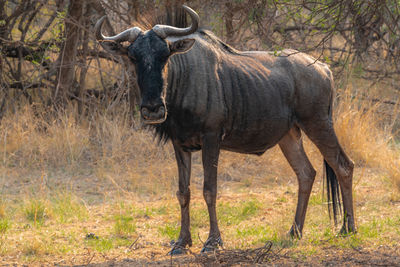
[77,4,91,117]
[53,0,84,109]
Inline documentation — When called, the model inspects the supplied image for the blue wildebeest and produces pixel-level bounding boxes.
[95,5,355,254]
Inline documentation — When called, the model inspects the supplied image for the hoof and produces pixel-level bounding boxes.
[168,247,185,255]
[289,223,302,239]
[201,236,223,253]
[168,239,189,255]
[200,246,215,253]
[339,225,356,236]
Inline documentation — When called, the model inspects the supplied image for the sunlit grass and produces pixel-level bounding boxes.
[114,215,136,237]
[158,223,180,240]
[0,199,6,219]
[133,206,168,218]
[0,84,398,198]
[334,87,400,194]
[85,237,114,252]
[22,238,46,257]
[218,199,262,226]
[0,186,398,265]
[51,191,88,223]
[23,199,49,226]
[0,218,10,235]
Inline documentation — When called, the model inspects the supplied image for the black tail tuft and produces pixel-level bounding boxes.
[324,160,342,225]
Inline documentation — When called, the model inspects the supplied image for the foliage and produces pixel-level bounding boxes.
[0,0,399,113]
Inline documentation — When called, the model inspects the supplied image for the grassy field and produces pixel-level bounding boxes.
[0,86,399,265]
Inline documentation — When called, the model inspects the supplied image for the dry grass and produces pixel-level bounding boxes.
[0,86,397,196]
[0,84,399,265]
[334,87,400,197]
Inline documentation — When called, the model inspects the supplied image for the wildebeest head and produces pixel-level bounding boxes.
[95,5,198,124]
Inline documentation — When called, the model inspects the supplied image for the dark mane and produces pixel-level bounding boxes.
[197,29,241,55]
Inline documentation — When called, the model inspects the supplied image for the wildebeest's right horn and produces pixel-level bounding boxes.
[152,5,199,39]
[95,16,142,43]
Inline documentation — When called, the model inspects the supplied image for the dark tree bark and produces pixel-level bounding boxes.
[224,2,234,44]
[54,0,84,109]
[76,4,92,116]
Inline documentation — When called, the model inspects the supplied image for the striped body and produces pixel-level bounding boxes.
[158,30,333,154]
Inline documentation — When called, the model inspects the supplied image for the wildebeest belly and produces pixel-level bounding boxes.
[218,58,295,154]
[221,108,293,154]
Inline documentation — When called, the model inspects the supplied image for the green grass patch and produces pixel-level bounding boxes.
[115,202,169,219]
[358,219,379,239]
[190,205,208,229]
[85,234,133,252]
[51,192,88,223]
[113,236,134,248]
[85,237,114,252]
[276,196,288,203]
[260,232,297,248]
[305,213,400,250]
[233,224,297,249]
[324,234,363,249]
[0,218,11,235]
[134,206,168,218]
[217,199,261,226]
[0,198,6,218]
[23,199,49,225]
[309,193,324,206]
[236,225,274,239]
[384,216,400,228]
[114,215,136,236]
[158,223,180,240]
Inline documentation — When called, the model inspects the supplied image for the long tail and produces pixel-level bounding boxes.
[324,160,342,224]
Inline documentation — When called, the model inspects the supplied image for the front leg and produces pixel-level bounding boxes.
[201,132,223,253]
[169,141,192,255]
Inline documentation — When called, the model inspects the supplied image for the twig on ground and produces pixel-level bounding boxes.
[198,232,205,246]
[128,236,140,250]
[193,241,276,266]
[85,248,95,265]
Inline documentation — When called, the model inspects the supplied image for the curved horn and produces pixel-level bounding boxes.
[152,5,199,39]
[95,16,142,43]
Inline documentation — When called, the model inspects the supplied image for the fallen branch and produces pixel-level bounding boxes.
[193,241,276,266]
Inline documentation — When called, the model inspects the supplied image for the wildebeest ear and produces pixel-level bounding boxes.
[99,40,128,56]
[169,39,195,55]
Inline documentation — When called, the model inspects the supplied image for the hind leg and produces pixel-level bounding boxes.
[301,119,355,233]
[279,126,316,238]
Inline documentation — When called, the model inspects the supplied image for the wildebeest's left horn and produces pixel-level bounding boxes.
[95,16,142,43]
[152,5,199,39]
